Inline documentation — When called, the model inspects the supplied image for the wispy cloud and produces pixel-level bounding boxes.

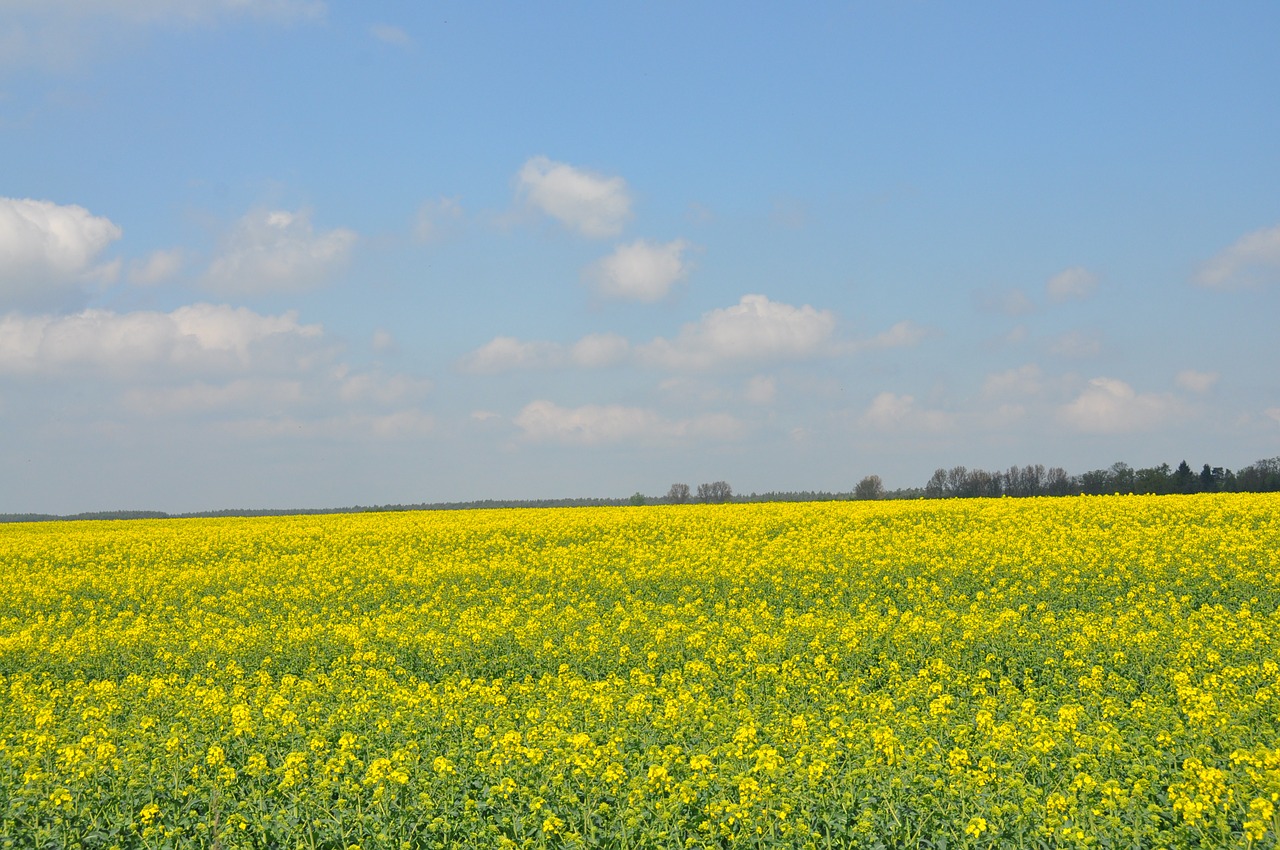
[205,208,356,295]
[369,23,411,46]
[513,399,742,446]
[1046,266,1098,302]
[1196,223,1280,289]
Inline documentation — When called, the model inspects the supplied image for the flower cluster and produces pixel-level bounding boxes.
[1,494,1278,847]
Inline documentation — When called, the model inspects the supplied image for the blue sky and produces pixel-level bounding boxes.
[2,1,1278,513]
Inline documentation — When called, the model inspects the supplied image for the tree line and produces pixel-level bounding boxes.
[861,456,1280,500]
[4,458,1278,523]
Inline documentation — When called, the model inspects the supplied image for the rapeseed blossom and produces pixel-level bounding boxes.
[1,494,1278,846]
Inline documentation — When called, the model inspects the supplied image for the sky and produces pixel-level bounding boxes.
[2,2,1279,514]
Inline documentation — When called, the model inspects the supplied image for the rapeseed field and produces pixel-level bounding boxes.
[1,495,1278,848]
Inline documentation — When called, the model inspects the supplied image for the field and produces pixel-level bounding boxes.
[2,495,1279,849]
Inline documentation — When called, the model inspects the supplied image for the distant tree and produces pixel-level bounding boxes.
[925,468,947,499]
[1199,464,1217,493]
[1044,467,1074,497]
[1004,464,1045,498]
[946,466,970,497]
[666,483,691,504]
[1078,468,1111,495]
[1135,463,1173,495]
[1174,460,1195,493]
[1110,462,1136,494]
[1237,457,1280,492]
[967,469,1002,498]
[854,475,885,500]
[629,492,647,506]
[696,481,733,503]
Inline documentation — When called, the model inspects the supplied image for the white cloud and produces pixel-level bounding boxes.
[1059,377,1180,434]
[371,329,397,353]
[1046,266,1098,302]
[976,287,1035,316]
[458,336,562,374]
[4,0,325,25]
[1049,330,1102,358]
[337,370,431,406]
[1,1,325,70]
[639,294,837,370]
[585,239,690,302]
[414,197,462,242]
[0,197,123,308]
[516,156,631,238]
[369,23,411,46]
[205,208,356,295]
[0,303,325,376]
[513,399,742,446]
[860,392,953,433]
[744,375,776,405]
[127,247,183,285]
[569,333,630,368]
[122,378,304,416]
[1175,369,1219,393]
[854,320,928,352]
[1196,223,1280,290]
[982,364,1042,398]
[221,410,434,441]
[459,296,909,376]
[1265,408,1280,427]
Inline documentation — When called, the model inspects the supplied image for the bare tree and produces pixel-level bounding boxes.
[946,466,970,497]
[696,481,733,503]
[854,475,884,500]
[925,468,947,499]
[666,483,691,504]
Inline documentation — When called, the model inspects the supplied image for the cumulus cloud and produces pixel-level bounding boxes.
[1196,223,1280,290]
[513,399,742,446]
[1059,377,1180,434]
[584,239,690,302]
[0,303,325,376]
[639,294,837,370]
[460,295,915,375]
[860,392,953,432]
[127,247,183,285]
[516,156,631,238]
[0,197,123,308]
[205,208,356,295]
[1175,369,1219,393]
[1046,266,1098,302]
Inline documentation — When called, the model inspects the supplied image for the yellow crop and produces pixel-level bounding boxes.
[2,494,1279,847]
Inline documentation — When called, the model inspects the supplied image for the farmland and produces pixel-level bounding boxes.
[2,495,1279,848]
